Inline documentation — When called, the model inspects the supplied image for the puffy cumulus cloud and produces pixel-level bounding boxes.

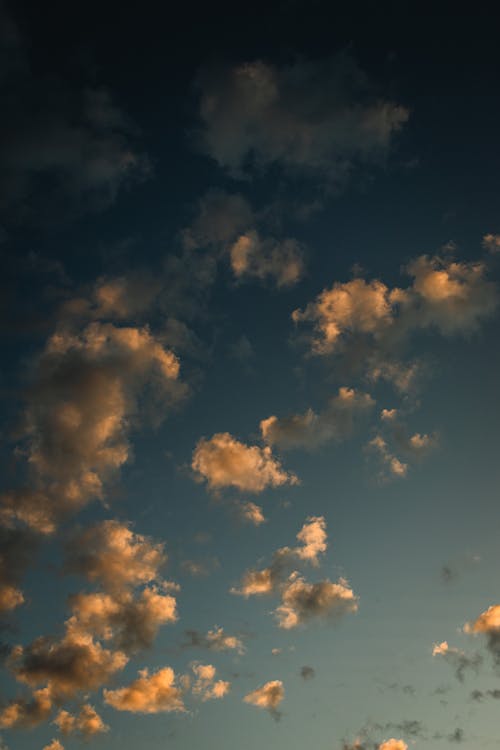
[406,254,497,335]
[432,641,482,682]
[243,680,284,719]
[183,626,245,655]
[482,233,500,254]
[192,432,298,493]
[182,189,305,289]
[293,277,398,355]
[232,517,330,597]
[293,253,497,361]
[379,741,408,750]
[232,517,329,596]
[195,54,407,183]
[0,322,183,533]
[464,604,500,663]
[53,703,108,738]
[42,741,64,750]
[229,231,305,287]
[0,528,38,613]
[63,272,163,323]
[0,6,148,225]
[68,586,178,653]
[233,500,266,526]
[191,663,231,701]
[275,574,358,629]
[0,687,52,729]
[103,666,185,714]
[64,520,166,591]
[231,567,275,597]
[260,387,374,451]
[7,628,128,700]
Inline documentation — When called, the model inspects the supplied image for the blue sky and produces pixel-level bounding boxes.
[1,2,500,749]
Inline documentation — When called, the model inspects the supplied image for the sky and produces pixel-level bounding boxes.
[1,2,500,749]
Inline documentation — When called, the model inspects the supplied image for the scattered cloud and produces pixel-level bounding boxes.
[275,573,358,629]
[229,231,305,287]
[53,703,108,738]
[260,387,374,450]
[482,233,500,254]
[191,663,231,701]
[243,679,284,719]
[232,500,267,526]
[192,432,298,493]
[195,54,408,185]
[432,641,482,682]
[104,666,185,714]
[300,665,315,680]
[464,604,500,664]
[183,626,245,655]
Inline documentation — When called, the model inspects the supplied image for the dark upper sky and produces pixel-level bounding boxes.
[1,2,500,750]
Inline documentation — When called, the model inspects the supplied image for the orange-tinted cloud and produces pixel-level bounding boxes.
[243,680,284,719]
[192,432,298,493]
[103,667,185,714]
[275,574,358,629]
[54,703,108,738]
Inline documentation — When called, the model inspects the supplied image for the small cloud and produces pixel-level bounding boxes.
[300,666,315,680]
[243,679,284,719]
[104,666,185,714]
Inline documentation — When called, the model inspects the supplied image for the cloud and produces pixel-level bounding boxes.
[232,500,266,526]
[191,663,231,701]
[68,586,178,653]
[464,604,500,663]
[183,626,245,655]
[260,387,374,450]
[0,7,148,225]
[182,189,305,288]
[7,629,128,700]
[293,253,497,365]
[0,688,52,729]
[103,666,186,714]
[243,680,284,719]
[192,432,298,493]
[379,741,408,750]
[367,435,408,480]
[229,231,305,287]
[53,703,108,738]
[482,234,500,254]
[232,516,329,595]
[195,54,407,184]
[275,574,358,629]
[43,741,64,750]
[64,520,167,591]
[0,528,38,613]
[300,665,315,680]
[432,641,482,682]
[0,322,184,533]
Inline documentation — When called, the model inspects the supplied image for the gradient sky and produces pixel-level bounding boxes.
[1,3,500,750]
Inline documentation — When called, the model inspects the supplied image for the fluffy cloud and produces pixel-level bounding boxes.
[43,741,64,750]
[293,254,497,358]
[243,680,284,719]
[195,54,407,182]
[232,517,329,595]
[182,189,305,288]
[482,233,500,253]
[0,322,183,533]
[0,688,52,729]
[379,741,408,750]
[275,574,358,629]
[229,231,305,287]
[103,666,185,714]
[64,520,167,591]
[191,663,231,701]
[233,500,266,526]
[432,641,482,682]
[7,629,128,700]
[192,432,298,493]
[367,435,408,480]
[183,626,245,654]
[53,704,108,738]
[260,387,374,450]
[464,604,500,663]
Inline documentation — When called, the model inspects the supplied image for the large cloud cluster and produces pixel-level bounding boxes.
[0,322,183,534]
